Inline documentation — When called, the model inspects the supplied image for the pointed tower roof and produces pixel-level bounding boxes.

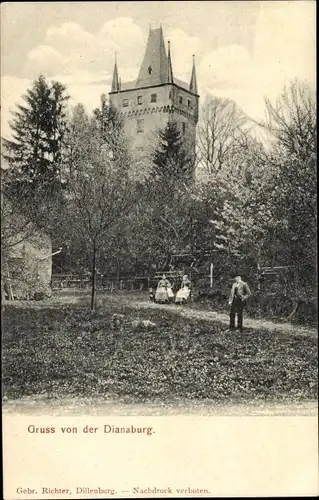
[135,27,168,88]
[189,55,198,94]
[167,41,174,84]
[111,54,120,92]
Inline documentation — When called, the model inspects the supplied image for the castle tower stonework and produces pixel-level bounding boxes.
[109,27,199,176]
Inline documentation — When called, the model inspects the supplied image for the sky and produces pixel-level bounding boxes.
[1,1,316,139]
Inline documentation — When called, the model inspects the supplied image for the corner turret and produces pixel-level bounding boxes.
[167,41,174,84]
[189,55,198,94]
[111,54,120,92]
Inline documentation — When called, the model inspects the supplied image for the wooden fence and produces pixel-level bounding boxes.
[51,270,211,292]
[51,274,154,291]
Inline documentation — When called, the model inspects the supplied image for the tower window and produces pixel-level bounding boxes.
[169,90,172,99]
[151,94,157,103]
[137,119,144,133]
[182,122,186,134]
[123,99,129,107]
[148,66,152,74]
[187,99,191,108]
[179,96,183,105]
[137,96,142,105]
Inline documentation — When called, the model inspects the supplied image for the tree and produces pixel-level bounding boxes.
[262,80,317,288]
[264,79,316,161]
[1,176,46,255]
[1,77,70,274]
[93,94,124,139]
[1,169,56,304]
[152,120,193,184]
[65,104,133,310]
[125,120,195,270]
[2,75,69,197]
[197,96,248,176]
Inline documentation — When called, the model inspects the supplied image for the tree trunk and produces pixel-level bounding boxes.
[91,242,97,311]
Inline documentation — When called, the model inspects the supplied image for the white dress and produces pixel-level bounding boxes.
[175,285,191,303]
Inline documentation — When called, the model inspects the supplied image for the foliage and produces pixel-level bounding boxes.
[1,174,55,301]
[93,94,124,138]
[197,96,248,175]
[260,81,317,288]
[2,75,69,197]
[195,81,316,305]
[152,120,193,184]
[2,77,316,322]
[64,101,134,309]
[1,75,70,284]
[264,79,316,159]
[121,121,195,272]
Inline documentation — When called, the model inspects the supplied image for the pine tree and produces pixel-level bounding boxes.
[2,75,69,195]
[152,120,192,183]
[93,94,124,137]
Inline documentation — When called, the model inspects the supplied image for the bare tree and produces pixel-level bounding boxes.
[197,96,248,175]
[263,78,316,159]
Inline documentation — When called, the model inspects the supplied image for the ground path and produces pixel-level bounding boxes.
[105,294,317,338]
[7,291,317,338]
[3,292,317,416]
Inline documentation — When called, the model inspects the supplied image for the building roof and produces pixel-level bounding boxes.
[120,80,138,91]
[174,77,190,92]
[110,27,198,96]
[136,27,168,88]
[119,77,190,93]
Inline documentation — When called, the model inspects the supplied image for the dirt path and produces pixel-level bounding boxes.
[10,292,316,337]
[127,298,317,337]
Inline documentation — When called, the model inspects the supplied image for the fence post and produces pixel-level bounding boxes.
[210,263,213,288]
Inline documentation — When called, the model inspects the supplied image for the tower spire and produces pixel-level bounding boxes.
[111,52,120,92]
[167,40,174,84]
[189,54,198,94]
[136,27,168,87]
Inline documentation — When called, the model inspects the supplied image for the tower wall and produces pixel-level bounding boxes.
[109,27,199,178]
[110,85,172,154]
[110,83,198,157]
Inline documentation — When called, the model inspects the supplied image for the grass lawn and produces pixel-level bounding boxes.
[2,292,318,404]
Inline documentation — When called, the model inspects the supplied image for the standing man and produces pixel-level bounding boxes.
[228,275,251,332]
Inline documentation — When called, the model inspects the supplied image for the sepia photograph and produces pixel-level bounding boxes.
[1,1,317,497]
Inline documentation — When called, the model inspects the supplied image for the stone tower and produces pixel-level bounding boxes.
[109,26,199,175]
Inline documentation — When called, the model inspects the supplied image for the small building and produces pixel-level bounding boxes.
[2,195,52,300]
